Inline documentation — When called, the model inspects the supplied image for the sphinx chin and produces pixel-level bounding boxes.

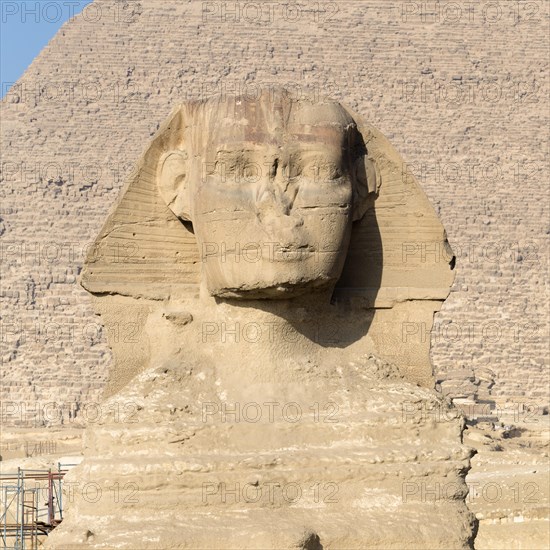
[209,276,337,300]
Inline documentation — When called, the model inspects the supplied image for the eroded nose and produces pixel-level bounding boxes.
[255,157,299,217]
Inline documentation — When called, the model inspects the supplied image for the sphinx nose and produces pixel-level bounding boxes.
[255,158,298,217]
[254,185,304,244]
[256,185,290,216]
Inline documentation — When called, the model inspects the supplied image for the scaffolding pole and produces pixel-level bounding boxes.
[0,467,71,549]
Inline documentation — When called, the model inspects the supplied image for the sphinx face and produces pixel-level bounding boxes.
[189,97,358,299]
[157,93,362,299]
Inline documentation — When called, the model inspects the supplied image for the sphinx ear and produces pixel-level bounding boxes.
[352,154,380,222]
[157,150,192,222]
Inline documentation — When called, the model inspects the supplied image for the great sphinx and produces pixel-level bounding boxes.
[46,89,475,549]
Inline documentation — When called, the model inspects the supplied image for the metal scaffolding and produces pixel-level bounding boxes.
[0,464,73,549]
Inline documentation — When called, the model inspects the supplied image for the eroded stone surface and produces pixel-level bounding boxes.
[45,93,475,548]
[46,356,476,549]
[80,91,454,393]
[1,0,547,427]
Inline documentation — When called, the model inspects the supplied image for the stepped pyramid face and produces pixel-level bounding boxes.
[1,0,549,425]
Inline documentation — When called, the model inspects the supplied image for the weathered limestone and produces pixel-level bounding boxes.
[46,357,475,549]
[46,92,475,549]
[1,0,548,426]
[81,91,454,393]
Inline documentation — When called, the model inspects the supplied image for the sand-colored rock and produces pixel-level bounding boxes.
[0,1,546,547]
[1,0,547,423]
[465,413,550,550]
[45,92,475,548]
[46,357,476,549]
[81,90,454,394]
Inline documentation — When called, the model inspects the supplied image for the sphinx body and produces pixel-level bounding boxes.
[46,91,474,549]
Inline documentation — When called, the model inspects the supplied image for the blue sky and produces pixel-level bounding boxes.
[1,0,93,98]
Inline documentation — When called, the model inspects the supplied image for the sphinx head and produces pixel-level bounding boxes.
[157,89,377,299]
